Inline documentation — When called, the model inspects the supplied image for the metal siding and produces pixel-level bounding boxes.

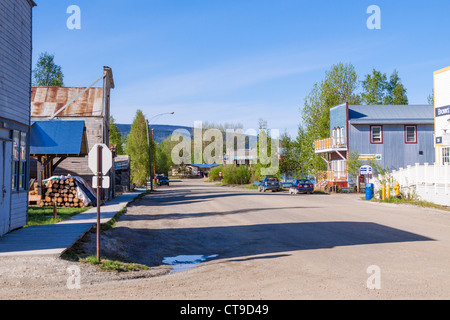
[30,121,86,155]
[330,104,347,136]
[30,87,105,118]
[349,124,435,171]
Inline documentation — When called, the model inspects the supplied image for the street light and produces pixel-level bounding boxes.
[149,112,175,124]
[146,112,175,190]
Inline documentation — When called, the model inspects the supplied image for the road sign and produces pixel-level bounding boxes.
[360,165,373,175]
[88,144,112,175]
[92,176,110,188]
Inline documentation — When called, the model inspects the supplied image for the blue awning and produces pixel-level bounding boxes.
[190,164,220,168]
[30,120,88,156]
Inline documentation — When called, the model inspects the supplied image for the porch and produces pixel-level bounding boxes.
[315,137,347,153]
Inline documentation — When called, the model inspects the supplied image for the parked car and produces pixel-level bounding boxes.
[157,175,170,186]
[259,176,281,192]
[289,179,314,194]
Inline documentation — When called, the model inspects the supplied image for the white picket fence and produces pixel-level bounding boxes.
[375,163,450,207]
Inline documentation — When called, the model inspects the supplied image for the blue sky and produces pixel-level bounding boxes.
[32,0,450,137]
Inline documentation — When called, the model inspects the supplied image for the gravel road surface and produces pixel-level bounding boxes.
[1,179,450,300]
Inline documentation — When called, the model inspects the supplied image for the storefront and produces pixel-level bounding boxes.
[433,67,450,165]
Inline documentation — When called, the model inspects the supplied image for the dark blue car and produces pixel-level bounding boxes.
[289,179,314,194]
[258,176,281,192]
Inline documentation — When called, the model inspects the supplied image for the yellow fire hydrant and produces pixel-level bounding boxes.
[394,182,400,197]
[382,184,386,200]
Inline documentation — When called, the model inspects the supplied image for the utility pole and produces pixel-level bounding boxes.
[146,119,153,191]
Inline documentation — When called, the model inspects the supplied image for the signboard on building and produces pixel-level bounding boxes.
[433,67,450,165]
[359,154,382,161]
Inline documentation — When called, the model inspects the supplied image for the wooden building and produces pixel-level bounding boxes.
[30,67,115,199]
[315,103,435,188]
[433,67,450,165]
[0,0,36,236]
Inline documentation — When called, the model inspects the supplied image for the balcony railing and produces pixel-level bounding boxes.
[317,170,348,182]
[315,137,346,152]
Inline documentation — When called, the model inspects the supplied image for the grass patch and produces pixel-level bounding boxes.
[27,206,91,226]
[80,255,149,272]
[370,197,450,212]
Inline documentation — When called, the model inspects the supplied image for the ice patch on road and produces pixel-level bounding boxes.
[163,254,218,273]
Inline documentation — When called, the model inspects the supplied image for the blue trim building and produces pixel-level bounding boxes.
[315,103,435,188]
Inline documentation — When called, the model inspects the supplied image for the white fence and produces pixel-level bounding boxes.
[375,163,450,207]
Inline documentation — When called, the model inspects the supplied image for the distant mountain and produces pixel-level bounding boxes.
[116,124,193,144]
[116,124,259,147]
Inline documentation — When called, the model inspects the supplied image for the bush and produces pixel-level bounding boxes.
[209,165,224,181]
[222,165,252,185]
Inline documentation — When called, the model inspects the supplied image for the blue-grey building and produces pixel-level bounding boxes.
[315,103,435,188]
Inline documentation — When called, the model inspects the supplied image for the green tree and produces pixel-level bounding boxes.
[279,131,297,180]
[109,116,125,155]
[125,110,150,186]
[385,70,408,105]
[298,62,360,176]
[155,137,175,176]
[346,151,363,191]
[427,91,434,105]
[32,52,64,87]
[361,68,388,105]
[361,69,408,105]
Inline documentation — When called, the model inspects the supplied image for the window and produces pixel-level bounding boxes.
[405,125,417,144]
[11,130,27,191]
[443,147,450,164]
[370,126,383,144]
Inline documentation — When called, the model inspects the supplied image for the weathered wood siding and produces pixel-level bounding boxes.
[349,124,435,171]
[0,0,34,235]
[0,0,33,126]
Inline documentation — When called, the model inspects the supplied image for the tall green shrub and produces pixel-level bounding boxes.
[125,110,150,186]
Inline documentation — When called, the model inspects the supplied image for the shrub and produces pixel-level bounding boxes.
[209,165,224,181]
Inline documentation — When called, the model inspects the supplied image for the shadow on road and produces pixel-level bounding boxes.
[105,221,434,267]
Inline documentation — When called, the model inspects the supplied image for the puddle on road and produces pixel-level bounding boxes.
[163,254,219,273]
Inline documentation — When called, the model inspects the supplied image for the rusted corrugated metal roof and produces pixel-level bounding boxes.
[31,87,104,118]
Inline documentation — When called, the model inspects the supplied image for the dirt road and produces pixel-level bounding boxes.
[1,179,450,300]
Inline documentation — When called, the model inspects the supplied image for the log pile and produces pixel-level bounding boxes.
[37,178,85,208]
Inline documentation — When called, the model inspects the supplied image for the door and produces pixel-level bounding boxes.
[0,140,12,236]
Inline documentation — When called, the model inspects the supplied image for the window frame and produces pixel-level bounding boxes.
[443,147,450,165]
[11,130,28,192]
[404,125,417,144]
[370,125,383,144]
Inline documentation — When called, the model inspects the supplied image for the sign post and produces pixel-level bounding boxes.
[88,144,112,263]
[360,165,373,183]
[96,145,102,263]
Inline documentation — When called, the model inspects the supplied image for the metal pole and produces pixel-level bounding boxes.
[146,120,153,191]
[96,144,103,263]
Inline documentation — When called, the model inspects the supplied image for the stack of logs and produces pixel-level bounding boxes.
[38,178,85,208]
